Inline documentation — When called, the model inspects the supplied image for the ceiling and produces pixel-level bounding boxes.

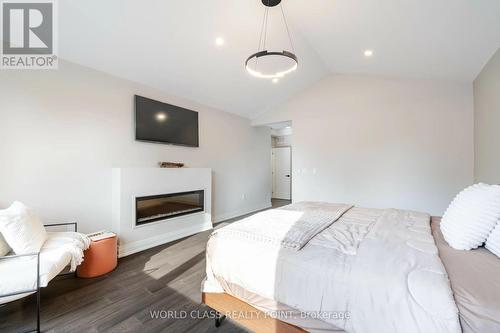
[58,0,500,118]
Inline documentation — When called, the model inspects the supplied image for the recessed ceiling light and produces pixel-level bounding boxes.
[215,37,225,46]
[272,78,279,84]
[364,49,374,57]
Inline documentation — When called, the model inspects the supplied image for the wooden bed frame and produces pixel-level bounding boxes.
[202,292,306,333]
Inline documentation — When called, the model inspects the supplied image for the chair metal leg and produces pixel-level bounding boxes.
[0,252,42,333]
[36,252,41,333]
[215,313,226,328]
[36,290,40,332]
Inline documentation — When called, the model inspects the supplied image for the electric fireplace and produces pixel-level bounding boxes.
[135,190,204,226]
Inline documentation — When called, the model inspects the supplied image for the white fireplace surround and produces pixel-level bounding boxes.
[112,167,212,257]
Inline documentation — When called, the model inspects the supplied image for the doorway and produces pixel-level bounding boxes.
[269,122,292,203]
[272,147,291,200]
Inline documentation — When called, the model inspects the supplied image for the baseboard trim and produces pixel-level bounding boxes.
[213,202,271,224]
[118,221,213,258]
[272,194,291,200]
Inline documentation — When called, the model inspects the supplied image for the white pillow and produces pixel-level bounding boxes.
[440,183,500,250]
[0,233,11,256]
[0,201,47,254]
[485,222,500,257]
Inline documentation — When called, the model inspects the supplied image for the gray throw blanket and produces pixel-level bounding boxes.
[213,202,353,250]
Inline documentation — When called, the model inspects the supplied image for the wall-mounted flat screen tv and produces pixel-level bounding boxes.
[135,95,199,147]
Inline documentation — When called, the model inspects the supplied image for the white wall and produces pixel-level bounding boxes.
[0,61,271,233]
[474,49,500,183]
[253,75,474,215]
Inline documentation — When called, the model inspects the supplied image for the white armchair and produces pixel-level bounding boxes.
[0,222,87,333]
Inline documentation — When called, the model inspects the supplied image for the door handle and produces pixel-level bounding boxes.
[285,175,290,177]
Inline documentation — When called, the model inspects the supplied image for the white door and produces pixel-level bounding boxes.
[272,147,291,200]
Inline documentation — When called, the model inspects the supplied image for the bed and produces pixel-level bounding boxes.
[202,202,500,333]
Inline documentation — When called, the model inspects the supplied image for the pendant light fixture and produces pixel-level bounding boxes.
[245,0,298,79]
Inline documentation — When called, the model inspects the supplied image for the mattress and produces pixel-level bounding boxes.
[208,218,500,333]
[431,218,500,333]
[204,203,461,333]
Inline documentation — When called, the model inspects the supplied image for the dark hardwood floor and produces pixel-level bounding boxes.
[269,198,291,209]
[0,199,290,333]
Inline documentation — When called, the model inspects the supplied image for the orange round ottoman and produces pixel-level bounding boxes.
[77,235,117,278]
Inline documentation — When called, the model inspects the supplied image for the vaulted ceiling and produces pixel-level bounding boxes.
[59,0,500,118]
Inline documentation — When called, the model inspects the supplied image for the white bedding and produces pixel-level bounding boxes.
[203,203,461,333]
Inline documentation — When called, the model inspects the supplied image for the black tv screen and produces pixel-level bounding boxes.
[135,95,199,147]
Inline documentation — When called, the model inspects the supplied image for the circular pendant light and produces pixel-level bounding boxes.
[245,0,298,79]
[261,0,281,6]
